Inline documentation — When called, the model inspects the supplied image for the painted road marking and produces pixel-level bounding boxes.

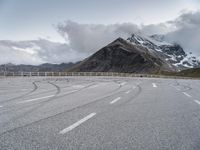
[88,85,99,89]
[120,82,126,86]
[110,97,121,104]
[152,83,157,88]
[18,95,54,103]
[0,105,3,108]
[21,89,29,91]
[194,100,200,105]
[183,92,192,98]
[125,90,131,94]
[63,90,78,94]
[72,85,85,88]
[59,113,96,134]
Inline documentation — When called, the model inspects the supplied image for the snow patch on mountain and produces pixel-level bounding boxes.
[174,52,200,68]
[127,33,200,69]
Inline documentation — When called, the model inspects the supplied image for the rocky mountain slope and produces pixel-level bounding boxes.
[68,38,175,73]
[127,34,200,69]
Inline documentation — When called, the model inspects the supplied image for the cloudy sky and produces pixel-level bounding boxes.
[0,0,200,64]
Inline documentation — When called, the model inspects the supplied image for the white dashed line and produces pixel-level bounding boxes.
[110,97,121,104]
[120,82,126,86]
[65,90,78,94]
[72,85,85,88]
[0,105,3,108]
[59,113,96,134]
[125,90,131,94]
[152,83,157,88]
[182,92,192,98]
[21,89,29,91]
[194,100,200,105]
[18,95,55,103]
[88,85,99,89]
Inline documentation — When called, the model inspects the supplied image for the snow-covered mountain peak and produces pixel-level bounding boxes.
[127,33,200,69]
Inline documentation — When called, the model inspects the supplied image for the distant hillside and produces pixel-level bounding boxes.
[161,68,200,78]
[0,63,76,72]
[177,68,200,77]
[68,38,175,74]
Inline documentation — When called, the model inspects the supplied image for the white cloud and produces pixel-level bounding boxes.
[57,11,200,57]
[0,44,44,65]
[12,45,39,55]
[57,21,140,55]
[0,10,200,65]
[0,39,86,65]
[56,20,175,56]
[165,11,200,56]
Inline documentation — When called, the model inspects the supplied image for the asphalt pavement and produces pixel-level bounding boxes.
[0,76,200,150]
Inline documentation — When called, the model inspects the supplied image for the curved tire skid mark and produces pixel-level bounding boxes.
[94,84,142,116]
[20,78,94,98]
[47,81,61,95]
[55,78,124,100]
[0,81,95,114]
[48,83,97,100]
[0,81,61,130]
[174,80,192,92]
[22,82,67,98]
[121,84,142,105]
[0,81,38,104]
[0,80,124,136]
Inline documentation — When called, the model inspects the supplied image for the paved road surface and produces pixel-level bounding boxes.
[0,76,200,150]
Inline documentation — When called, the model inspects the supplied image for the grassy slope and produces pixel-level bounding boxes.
[177,68,200,77]
[161,68,200,78]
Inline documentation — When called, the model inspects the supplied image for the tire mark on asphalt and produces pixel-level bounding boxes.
[119,84,142,105]
[0,81,61,132]
[22,79,95,98]
[0,81,95,114]
[0,81,38,104]
[0,80,97,126]
[47,81,61,95]
[170,80,192,92]
[0,80,123,136]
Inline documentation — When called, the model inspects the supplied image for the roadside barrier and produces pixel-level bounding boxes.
[0,71,196,80]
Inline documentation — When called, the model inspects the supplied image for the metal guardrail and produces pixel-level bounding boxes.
[0,71,196,80]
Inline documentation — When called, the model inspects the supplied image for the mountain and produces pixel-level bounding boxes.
[162,67,200,78]
[0,63,76,72]
[127,34,200,69]
[69,33,200,74]
[68,38,175,74]
[177,68,200,77]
